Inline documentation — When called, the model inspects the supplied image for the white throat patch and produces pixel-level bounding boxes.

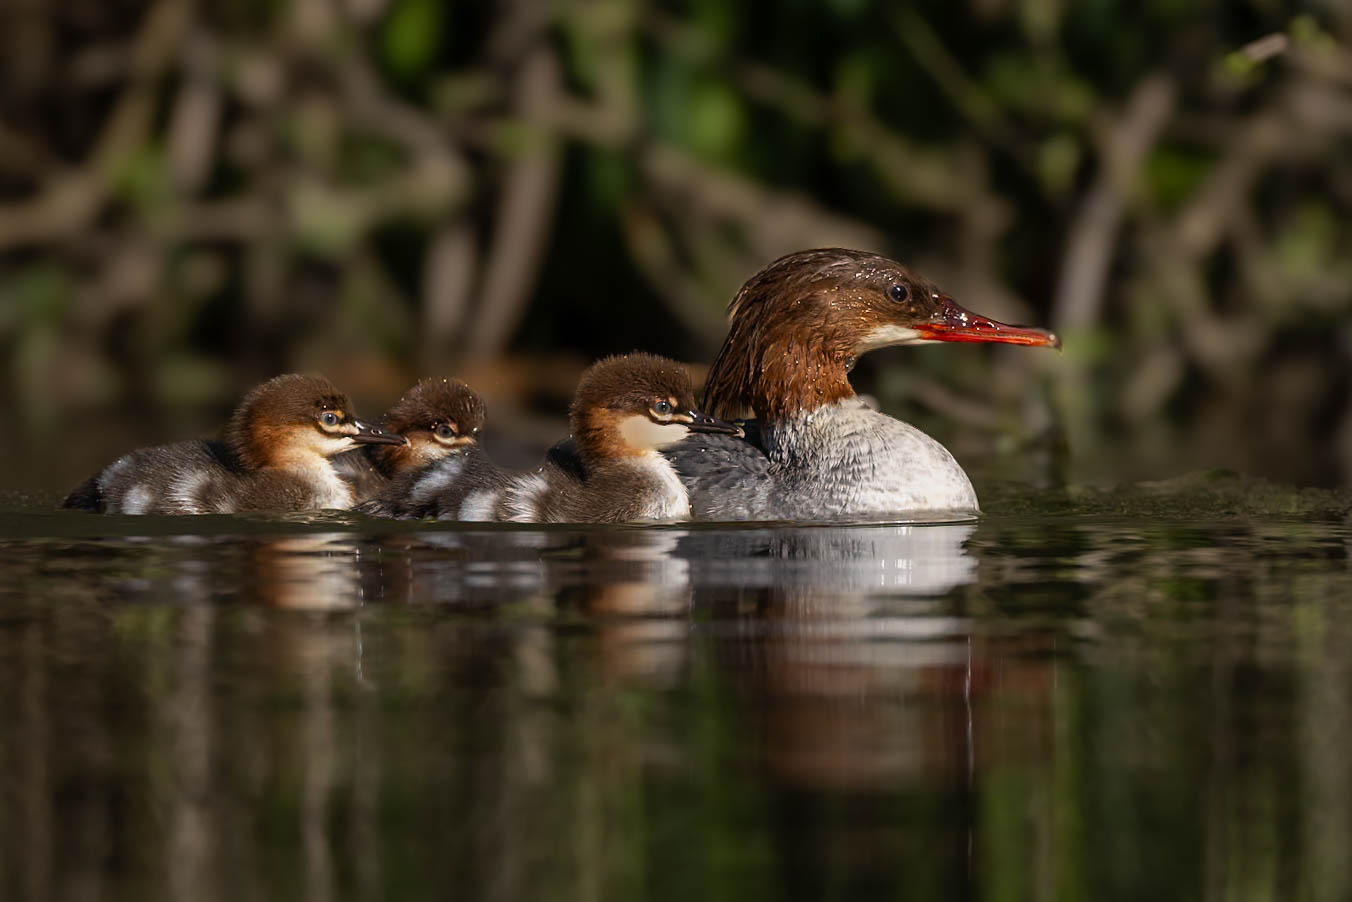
[858,324,931,352]
[618,416,691,451]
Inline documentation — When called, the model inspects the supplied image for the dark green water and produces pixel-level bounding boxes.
[2,478,1350,901]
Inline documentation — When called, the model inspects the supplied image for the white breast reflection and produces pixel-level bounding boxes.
[370,522,974,608]
[675,523,981,792]
[680,522,976,595]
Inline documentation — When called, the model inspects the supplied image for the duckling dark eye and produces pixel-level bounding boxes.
[319,411,340,427]
[652,399,672,415]
[434,423,456,439]
[889,284,909,303]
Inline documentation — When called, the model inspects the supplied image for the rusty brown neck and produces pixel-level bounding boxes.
[230,423,284,471]
[573,410,639,467]
[704,336,856,423]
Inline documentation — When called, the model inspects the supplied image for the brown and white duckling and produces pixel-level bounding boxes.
[334,377,486,507]
[62,374,405,515]
[376,353,741,523]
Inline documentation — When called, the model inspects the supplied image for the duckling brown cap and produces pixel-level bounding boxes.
[227,374,351,468]
[382,377,486,435]
[569,353,696,428]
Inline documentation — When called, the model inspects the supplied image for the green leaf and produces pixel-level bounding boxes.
[1145,146,1212,210]
[1037,134,1082,197]
[381,0,444,81]
[687,81,746,163]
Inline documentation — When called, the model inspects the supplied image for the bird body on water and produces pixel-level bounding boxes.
[665,248,1060,520]
[63,374,405,515]
[371,354,740,523]
[337,377,486,512]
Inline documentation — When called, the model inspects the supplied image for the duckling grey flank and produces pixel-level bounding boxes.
[375,353,741,523]
[62,374,405,514]
[334,377,487,508]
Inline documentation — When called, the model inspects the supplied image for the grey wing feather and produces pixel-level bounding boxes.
[663,428,775,520]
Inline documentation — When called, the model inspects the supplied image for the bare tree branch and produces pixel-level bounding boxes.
[1052,74,1176,331]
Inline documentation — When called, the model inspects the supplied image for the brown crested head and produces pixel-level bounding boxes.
[702,248,1060,421]
[226,373,404,470]
[570,353,741,463]
[370,378,487,476]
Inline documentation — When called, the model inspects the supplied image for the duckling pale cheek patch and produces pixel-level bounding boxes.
[325,435,360,456]
[619,416,691,451]
[410,438,444,463]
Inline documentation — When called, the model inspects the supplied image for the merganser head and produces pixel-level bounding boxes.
[370,377,487,476]
[571,353,742,463]
[227,374,406,470]
[703,248,1061,420]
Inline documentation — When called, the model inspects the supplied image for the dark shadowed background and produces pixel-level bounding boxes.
[1,0,1349,494]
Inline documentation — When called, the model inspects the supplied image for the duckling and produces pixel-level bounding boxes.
[333,377,487,506]
[373,353,741,523]
[62,374,406,514]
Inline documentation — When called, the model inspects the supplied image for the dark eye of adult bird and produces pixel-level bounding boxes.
[889,284,909,303]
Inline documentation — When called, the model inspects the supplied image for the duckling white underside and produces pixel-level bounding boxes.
[498,454,689,523]
[402,447,690,523]
[592,452,690,521]
[639,454,693,520]
[501,473,550,522]
[294,467,354,510]
[668,398,979,520]
[457,488,500,521]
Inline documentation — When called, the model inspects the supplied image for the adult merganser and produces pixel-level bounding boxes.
[334,377,486,508]
[62,374,406,514]
[664,248,1060,519]
[376,353,741,523]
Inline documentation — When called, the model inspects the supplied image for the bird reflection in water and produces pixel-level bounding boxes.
[0,517,1067,898]
[560,529,693,687]
[356,528,552,607]
[678,523,983,790]
[248,532,366,610]
[239,522,1015,798]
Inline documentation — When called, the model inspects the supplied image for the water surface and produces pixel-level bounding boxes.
[1,478,1349,901]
